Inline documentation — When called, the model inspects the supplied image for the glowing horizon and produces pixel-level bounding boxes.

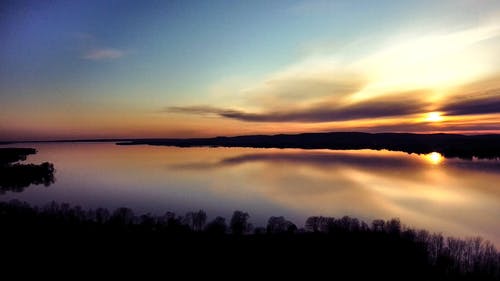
[2,1,500,141]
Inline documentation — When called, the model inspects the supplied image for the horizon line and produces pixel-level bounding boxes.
[3,131,500,144]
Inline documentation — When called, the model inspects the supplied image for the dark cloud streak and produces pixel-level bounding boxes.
[168,88,500,124]
[167,96,428,123]
[442,91,500,116]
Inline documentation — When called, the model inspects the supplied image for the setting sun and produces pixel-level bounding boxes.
[425,112,444,122]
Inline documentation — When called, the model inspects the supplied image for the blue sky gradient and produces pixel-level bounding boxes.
[2,0,500,140]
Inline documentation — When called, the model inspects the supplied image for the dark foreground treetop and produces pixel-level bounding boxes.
[1,200,499,280]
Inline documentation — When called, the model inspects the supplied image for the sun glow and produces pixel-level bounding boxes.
[424,152,444,165]
[425,112,444,122]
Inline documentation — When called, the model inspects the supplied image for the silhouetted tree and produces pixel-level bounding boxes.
[43,201,60,215]
[330,216,361,232]
[193,210,207,231]
[385,218,402,235]
[205,216,227,234]
[0,148,36,166]
[230,210,250,235]
[184,210,207,231]
[162,211,177,225]
[429,233,445,264]
[253,227,266,235]
[110,207,135,226]
[183,212,194,228]
[372,219,385,232]
[95,208,110,224]
[305,216,327,232]
[160,211,189,233]
[266,216,297,234]
[140,213,157,230]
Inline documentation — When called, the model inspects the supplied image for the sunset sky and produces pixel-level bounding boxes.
[2,0,500,141]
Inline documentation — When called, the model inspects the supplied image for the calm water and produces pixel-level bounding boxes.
[2,142,500,244]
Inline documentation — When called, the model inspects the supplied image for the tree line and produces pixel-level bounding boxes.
[118,132,500,160]
[1,200,498,280]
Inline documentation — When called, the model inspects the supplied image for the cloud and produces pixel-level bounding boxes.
[441,89,500,116]
[213,23,500,111]
[168,105,230,116]
[349,24,500,101]
[73,32,126,61]
[83,48,125,60]
[167,93,428,123]
[166,22,500,135]
[233,57,366,110]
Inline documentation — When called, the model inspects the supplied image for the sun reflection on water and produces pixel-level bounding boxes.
[424,152,444,165]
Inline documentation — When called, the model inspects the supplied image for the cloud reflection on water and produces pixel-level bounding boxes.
[168,148,500,244]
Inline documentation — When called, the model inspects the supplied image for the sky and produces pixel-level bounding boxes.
[2,0,500,141]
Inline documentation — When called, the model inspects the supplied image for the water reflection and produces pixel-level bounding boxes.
[1,143,499,246]
[0,164,55,194]
[0,147,55,194]
[424,152,444,165]
[170,148,500,246]
[171,150,420,171]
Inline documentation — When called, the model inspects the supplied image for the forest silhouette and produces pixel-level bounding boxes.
[118,132,500,160]
[1,200,499,280]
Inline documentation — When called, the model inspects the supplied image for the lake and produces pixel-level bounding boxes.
[2,142,500,245]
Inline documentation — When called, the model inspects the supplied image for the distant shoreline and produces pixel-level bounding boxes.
[3,132,500,159]
[2,132,500,144]
[116,132,500,160]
